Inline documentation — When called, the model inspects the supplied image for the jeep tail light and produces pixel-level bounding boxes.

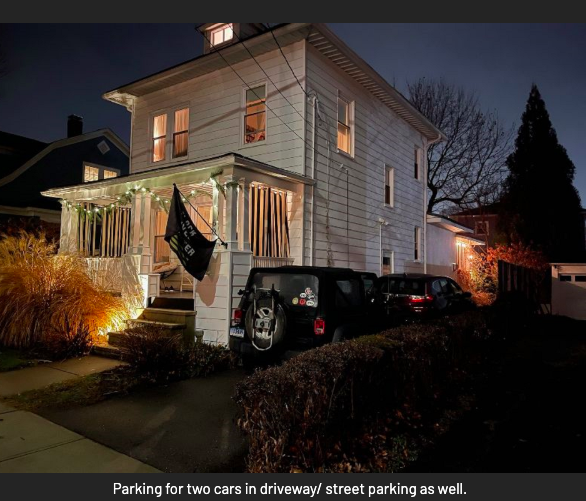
[314,318,325,336]
[232,308,243,326]
[409,294,434,304]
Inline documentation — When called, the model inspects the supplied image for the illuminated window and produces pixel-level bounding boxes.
[384,165,394,207]
[152,114,167,162]
[103,169,118,179]
[84,165,99,182]
[244,85,266,144]
[414,147,422,179]
[209,24,233,47]
[173,108,189,158]
[337,95,353,155]
[414,226,421,261]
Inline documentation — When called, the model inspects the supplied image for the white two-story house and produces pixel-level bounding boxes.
[43,23,445,344]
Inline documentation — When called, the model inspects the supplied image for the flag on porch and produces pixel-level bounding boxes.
[164,186,216,281]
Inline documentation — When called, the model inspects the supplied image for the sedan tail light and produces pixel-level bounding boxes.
[314,318,325,336]
[408,294,434,304]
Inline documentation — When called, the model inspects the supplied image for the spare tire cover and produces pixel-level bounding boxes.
[245,296,287,351]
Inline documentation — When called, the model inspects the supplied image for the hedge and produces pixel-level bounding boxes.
[234,310,496,472]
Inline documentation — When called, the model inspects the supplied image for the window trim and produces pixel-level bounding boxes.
[241,82,268,147]
[384,164,394,208]
[83,162,120,183]
[382,250,394,276]
[148,104,190,166]
[336,92,354,158]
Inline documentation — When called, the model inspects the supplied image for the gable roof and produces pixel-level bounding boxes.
[0,129,129,189]
[0,131,48,177]
[103,23,444,142]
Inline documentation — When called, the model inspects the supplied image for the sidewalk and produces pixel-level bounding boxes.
[0,355,124,397]
[0,402,159,472]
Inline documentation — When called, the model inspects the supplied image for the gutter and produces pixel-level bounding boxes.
[423,132,444,274]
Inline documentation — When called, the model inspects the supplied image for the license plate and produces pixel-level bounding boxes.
[229,327,245,338]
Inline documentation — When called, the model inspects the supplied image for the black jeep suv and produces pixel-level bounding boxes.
[229,266,382,363]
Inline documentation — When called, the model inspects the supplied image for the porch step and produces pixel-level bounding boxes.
[141,308,196,324]
[107,331,127,348]
[126,318,187,331]
[150,296,194,311]
[92,343,123,360]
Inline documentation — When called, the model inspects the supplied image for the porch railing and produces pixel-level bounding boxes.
[252,256,294,268]
[84,257,124,292]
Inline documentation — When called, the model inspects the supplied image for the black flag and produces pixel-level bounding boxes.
[164,186,216,281]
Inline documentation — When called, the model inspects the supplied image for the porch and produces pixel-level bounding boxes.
[43,153,313,344]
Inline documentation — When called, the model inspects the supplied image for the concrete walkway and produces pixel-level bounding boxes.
[0,355,125,397]
[0,402,159,472]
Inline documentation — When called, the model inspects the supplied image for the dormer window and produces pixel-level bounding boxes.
[209,23,233,47]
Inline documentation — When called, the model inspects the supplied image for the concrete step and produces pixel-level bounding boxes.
[125,319,186,330]
[92,344,123,360]
[141,308,196,324]
[107,332,127,348]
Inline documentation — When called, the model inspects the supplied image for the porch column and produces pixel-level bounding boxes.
[130,190,153,274]
[58,203,78,254]
[238,178,251,251]
[212,181,224,240]
[224,176,239,250]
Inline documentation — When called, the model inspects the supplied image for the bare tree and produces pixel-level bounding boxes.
[408,78,513,214]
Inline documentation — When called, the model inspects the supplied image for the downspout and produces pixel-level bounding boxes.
[310,93,318,266]
[423,132,443,273]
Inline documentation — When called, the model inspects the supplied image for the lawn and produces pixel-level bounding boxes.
[0,348,35,372]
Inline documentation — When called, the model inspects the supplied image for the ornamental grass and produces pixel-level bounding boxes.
[0,232,129,354]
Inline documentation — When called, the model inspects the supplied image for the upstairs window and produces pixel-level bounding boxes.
[384,165,394,207]
[173,108,189,158]
[414,147,422,180]
[244,85,266,144]
[475,220,489,235]
[84,165,99,182]
[84,165,119,182]
[103,169,118,179]
[209,24,233,47]
[414,226,421,261]
[152,114,167,162]
[337,95,353,155]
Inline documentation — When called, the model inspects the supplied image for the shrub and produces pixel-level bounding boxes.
[119,324,234,382]
[458,243,548,305]
[0,232,129,351]
[234,310,493,473]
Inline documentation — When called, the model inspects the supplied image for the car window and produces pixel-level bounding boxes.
[362,277,374,294]
[379,278,423,295]
[335,279,363,309]
[447,279,463,294]
[251,273,319,308]
[431,280,443,294]
[438,278,449,293]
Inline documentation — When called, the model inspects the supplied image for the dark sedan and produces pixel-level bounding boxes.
[375,273,474,321]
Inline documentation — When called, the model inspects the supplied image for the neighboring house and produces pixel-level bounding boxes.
[43,23,445,345]
[426,214,484,278]
[0,115,129,225]
[551,263,586,320]
[451,203,500,248]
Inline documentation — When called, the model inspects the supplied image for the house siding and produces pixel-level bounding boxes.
[303,44,427,274]
[129,41,307,177]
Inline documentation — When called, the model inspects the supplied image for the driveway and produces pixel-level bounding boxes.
[39,368,248,473]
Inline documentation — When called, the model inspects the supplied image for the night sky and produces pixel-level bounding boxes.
[1,23,585,199]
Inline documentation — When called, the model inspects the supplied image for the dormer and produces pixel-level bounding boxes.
[198,23,267,54]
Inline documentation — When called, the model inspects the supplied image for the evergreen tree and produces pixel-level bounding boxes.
[499,84,584,261]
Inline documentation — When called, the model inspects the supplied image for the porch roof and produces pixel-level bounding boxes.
[42,152,314,203]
